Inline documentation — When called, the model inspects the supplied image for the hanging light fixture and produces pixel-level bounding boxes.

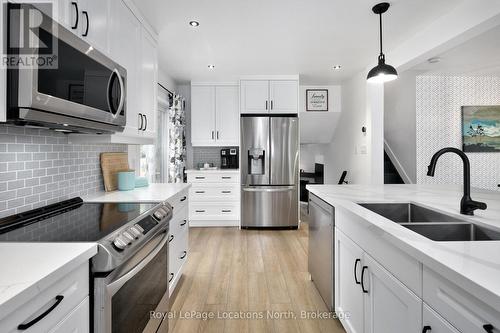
[367,2,398,83]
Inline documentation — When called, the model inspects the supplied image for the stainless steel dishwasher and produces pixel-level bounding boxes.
[308,193,334,311]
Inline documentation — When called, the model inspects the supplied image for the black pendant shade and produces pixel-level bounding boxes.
[367,2,398,83]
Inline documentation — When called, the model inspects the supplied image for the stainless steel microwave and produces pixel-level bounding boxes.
[6,3,126,134]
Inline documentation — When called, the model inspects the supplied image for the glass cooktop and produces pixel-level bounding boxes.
[0,198,156,242]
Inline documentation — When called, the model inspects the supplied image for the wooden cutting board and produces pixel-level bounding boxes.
[100,152,130,192]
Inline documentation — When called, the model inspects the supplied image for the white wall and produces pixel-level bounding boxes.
[416,75,500,191]
[318,71,384,185]
[158,68,177,92]
[299,144,327,172]
[384,71,420,183]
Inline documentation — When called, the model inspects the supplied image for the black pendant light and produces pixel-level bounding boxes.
[367,2,398,83]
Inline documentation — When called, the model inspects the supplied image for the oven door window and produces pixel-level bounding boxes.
[111,241,168,333]
[37,28,124,116]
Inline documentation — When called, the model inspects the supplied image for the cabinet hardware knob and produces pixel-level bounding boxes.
[354,259,361,284]
[266,100,268,110]
[195,210,205,213]
[180,196,187,202]
[221,191,231,194]
[71,2,79,29]
[169,273,174,283]
[179,251,187,259]
[195,176,205,179]
[271,100,273,110]
[217,131,219,139]
[18,295,64,330]
[195,191,205,194]
[222,209,232,213]
[180,220,187,226]
[484,324,494,333]
[222,176,231,179]
[138,113,143,130]
[143,115,147,131]
[422,326,431,333]
[212,130,215,139]
[168,235,174,243]
[361,266,368,293]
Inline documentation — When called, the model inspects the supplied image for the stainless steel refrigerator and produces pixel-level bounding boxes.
[240,116,299,228]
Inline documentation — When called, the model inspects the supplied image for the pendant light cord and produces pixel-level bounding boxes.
[379,13,383,56]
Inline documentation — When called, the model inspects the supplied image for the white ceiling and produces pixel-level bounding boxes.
[411,24,500,76]
[132,0,463,84]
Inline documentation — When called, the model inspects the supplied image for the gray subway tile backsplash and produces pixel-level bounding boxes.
[0,125,127,218]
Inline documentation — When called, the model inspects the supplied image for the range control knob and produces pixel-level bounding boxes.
[129,227,141,238]
[112,237,127,251]
[122,231,134,243]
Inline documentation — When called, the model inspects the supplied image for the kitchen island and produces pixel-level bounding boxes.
[306,184,500,333]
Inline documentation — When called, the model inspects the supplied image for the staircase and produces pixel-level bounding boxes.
[384,151,404,184]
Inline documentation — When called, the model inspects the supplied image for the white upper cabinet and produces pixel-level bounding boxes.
[108,0,143,139]
[240,78,298,114]
[191,85,216,146]
[78,0,109,54]
[269,80,298,113]
[139,28,158,139]
[240,80,269,114]
[215,86,239,146]
[191,84,239,147]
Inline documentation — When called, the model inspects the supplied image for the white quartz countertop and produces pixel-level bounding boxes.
[84,183,191,203]
[306,184,500,309]
[0,243,97,318]
[185,169,239,173]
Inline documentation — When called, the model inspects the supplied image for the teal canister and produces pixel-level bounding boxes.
[117,170,135,191]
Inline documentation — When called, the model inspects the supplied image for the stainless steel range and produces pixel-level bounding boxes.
[0,197,172,333]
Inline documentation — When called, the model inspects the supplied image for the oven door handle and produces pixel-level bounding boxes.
[107,231,168,296]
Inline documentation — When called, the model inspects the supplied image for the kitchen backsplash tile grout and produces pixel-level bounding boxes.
[0,125,127,218]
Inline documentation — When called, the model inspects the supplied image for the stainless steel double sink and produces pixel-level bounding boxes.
[358,203,500,242]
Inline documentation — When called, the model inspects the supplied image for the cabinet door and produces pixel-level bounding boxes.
[191,86,216,146]
[336,230,364,333]
[269,80,298,114]
[363,254,422,333]
[139,28,158,139]
[423,304,460,333]
[53,0,80,35]
[240,80,269,114]
[78,0,109,54]
[109,0,141,135]
[215,85,239,146]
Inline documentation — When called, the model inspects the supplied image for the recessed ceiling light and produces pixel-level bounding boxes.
[189,21,200,27]
[207,64,215,70]
[333,65,342,70]
[427,57,442,64]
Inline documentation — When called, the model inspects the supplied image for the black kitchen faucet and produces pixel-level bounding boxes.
[426,147,487,216]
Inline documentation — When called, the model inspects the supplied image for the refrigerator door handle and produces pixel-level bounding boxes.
[242,186,295,192]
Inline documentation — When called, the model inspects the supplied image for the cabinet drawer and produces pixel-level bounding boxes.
[423,267,500,333]
[187,173,239,183]
[169,205,188,239]
[190,184,240,201]
[169,232,188,283]
[189,202,240,220]
[0,263,89,333]
[166,189,188,211]
[48,297,89,333]
[423,303,460,333]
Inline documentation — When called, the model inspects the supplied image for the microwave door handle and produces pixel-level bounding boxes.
[115,69,125,117]
[106,71,117,116]
[106,231,168,296]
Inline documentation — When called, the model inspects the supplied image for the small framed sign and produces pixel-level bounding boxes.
[306,89,328,111]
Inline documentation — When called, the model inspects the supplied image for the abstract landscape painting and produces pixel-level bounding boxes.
[462,105,500,152]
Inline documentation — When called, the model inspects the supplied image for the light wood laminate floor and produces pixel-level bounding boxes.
[161,223,345,333]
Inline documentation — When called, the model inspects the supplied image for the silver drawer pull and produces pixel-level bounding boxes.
[195,191,205,194]
[195,210,206,213]
[222,209,232,213]
[221,191,231,194]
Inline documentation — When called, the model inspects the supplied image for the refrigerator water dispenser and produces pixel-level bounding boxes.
[248,148,265,175]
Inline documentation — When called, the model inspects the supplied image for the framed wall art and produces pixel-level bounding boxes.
[306,89,328,111]
[462,105,500,152]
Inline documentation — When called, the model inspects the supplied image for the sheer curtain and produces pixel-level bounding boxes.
[167,94,186,183]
